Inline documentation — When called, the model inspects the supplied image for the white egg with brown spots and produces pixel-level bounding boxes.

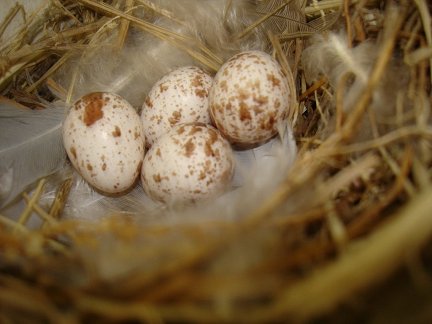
[63,92,145,194]
[209,50,292,146]
[141,66,213,147]
[141,123,234,203]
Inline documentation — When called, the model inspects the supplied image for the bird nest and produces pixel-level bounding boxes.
[1,0,432,322]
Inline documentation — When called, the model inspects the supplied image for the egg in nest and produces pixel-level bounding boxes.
[209,50,292,147]
[141,123,234,203]
[141,66,213,147]
[63,92,145,194]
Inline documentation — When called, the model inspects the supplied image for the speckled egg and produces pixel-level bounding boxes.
[63,92,145,194]
[209,50,292,146]
[141,66,213,147]
[141,123,234,203]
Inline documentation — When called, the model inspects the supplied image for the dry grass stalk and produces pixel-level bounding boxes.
[76,0,223,71]
[0,0,431,322]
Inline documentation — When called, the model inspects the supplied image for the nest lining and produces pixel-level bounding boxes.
[1,0,432,322]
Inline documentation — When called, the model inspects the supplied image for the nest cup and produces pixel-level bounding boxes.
[0,0,432,322]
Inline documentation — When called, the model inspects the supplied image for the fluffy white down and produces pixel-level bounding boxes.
[50,123,296,222]
[38,0,298,222]
[54,0,264,107]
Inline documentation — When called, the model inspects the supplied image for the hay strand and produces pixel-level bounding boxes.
[1,0,431,322]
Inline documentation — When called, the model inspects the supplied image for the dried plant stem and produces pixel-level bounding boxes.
[347,147,412,237]
[1,0,431,322]
[316,153,379,202]
[135,0,183,25]
[335,73,350,131]
[48,177,73,221]
[0,20,104,92]
[339,3,405,140]
[405,46,432,66]
[320,126,432,156]
[268,33,298,123]
[22,193,58,225]
[0,276,67,323]
[115,0,134,50]
[413,0,432,85]
[247,2,405,225]
[76,0,222,71]
[271,206,325,227]
[46,77,68,100]
[299,76,327,101]
[0,213,66,252]
[0,214,29,233]
[343,0,353,47]
[0,4,23,39]
[305,0,342,15]
[326,201,348,250]
[367,110,416,197]
[17,179,46,226]
[249,166,430,322]
[25,52,73,93]
[118,239,226,295]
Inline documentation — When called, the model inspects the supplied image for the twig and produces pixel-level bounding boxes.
[299,76,327,101]
[17,179,46,226]
[344,0,353,47]
[115,0,134,50]
[25,52,73,93]
[413,0,432,86]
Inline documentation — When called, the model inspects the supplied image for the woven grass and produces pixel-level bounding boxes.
[1,0,432,322]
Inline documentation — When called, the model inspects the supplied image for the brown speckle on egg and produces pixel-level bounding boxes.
[145,97,153,108]
[184,139,195,157]
[199,170,206,180]
[239,102,252,121]
[189,125,202,135]
[195,88,207,98]
[159,83,168,92]
[70,146,77,159]
[82,92,104,126]
[112,126,121,137]
[204,142,215,157]
[177,126,186,135]
[168,111,182,126]
[267,74,281,87]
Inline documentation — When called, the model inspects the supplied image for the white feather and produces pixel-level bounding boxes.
[0,102,66,208]
[39,124,296,224]
[301,30,411,143]
[328,33,369,84]
[43,1,297,223]
[302,32,376,86]
[150,0,263,58]
[54,0,266,107]
[301,31,378,111]
[39,171,160,221]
